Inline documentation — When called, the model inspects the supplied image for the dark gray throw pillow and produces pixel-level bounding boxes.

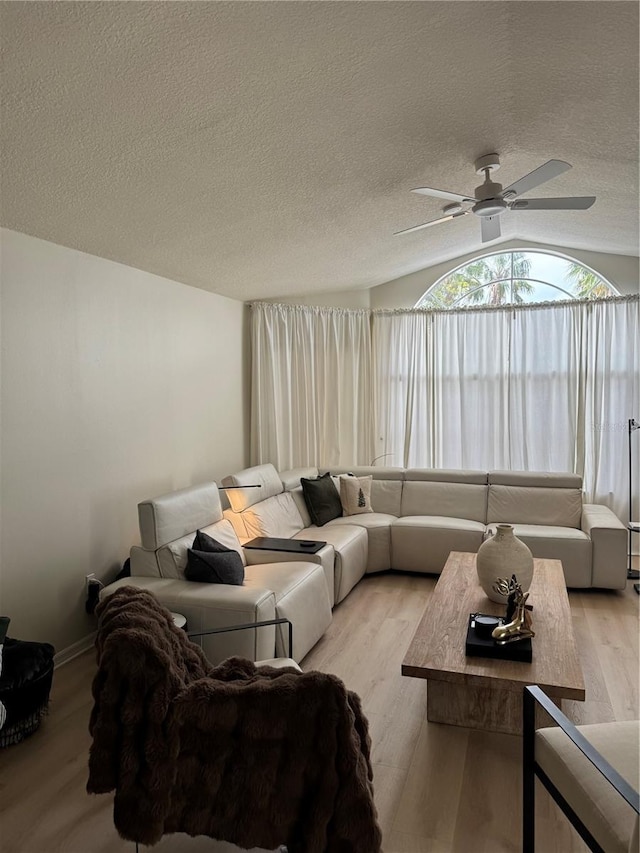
[192,529,229,554]
[185,530,244,584]
[300,472,343,526]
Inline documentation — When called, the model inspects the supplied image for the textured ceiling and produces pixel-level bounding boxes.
[1,2,638,301]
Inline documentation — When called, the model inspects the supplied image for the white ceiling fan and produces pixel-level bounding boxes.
[395,154,596,243]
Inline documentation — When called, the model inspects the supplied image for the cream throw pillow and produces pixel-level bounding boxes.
[339,474,373,516]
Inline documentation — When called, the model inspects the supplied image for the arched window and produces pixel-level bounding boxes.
[415,250,618,309]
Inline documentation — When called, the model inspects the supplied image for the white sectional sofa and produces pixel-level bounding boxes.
[223,464,627,591]
[103,463,626,667]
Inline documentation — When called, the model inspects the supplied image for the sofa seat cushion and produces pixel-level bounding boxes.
[391,516,486,574]
[245,562,332,661]
[325,513,396,574]
[293,525,368,604]
[401,516,486,532]
[485,523,592,587]
[536,720,640,853]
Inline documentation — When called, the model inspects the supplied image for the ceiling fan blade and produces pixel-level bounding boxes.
[480,215,501,243]
[411,187,475,203]
[502,160,572,198]
[510,196,596,211]
[394,210,470,236]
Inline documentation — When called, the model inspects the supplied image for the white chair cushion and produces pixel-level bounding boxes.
[536,721,640,853]
[255,658,302,671]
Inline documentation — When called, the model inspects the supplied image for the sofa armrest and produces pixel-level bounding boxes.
[581,504,627,589]
[101,576,277,663]
[244,544,336,606]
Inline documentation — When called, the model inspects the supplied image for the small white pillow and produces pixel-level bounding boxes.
[339,475,373,516]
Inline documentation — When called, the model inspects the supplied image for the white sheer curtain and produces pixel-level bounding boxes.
[373,296,639,520]
[250,302,374,469]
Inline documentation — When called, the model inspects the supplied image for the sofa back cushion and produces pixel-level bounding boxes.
[489,470,582,489]
[401,481,488,522]
[369,480,403,516]
[235,492,305,541]
[157,518,246,579]
[287,487,312,527]
[487,470,583,527]
[222,463,283,512]
[138,482,223,550]
[487,483,583,527]
[401,470,488,522]
[280,467,319,491]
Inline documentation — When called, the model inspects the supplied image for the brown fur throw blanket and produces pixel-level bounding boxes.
[87,587,382,852]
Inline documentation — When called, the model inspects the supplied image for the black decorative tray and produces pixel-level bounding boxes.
[244,537,326,554]
[465,613,532,663]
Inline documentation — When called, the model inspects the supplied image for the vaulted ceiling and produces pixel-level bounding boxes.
[1,2,638,301]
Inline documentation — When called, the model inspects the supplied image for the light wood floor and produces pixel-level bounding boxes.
[1,568,638,853]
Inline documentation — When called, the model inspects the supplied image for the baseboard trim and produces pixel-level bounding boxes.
[54,631,96,668]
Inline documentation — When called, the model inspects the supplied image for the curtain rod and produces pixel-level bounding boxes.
[247,294,638,317]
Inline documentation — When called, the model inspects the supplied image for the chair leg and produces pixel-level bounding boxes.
[523,688,535,853]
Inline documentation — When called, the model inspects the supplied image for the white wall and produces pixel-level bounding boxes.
[0,229,247,657]
[369,240,640,309]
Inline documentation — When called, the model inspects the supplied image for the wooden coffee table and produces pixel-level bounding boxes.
[402,551,585,735]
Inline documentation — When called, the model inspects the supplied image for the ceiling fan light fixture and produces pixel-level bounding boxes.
[472,198,508,217]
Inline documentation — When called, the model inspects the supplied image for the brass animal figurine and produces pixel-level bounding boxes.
[491,575,535,645]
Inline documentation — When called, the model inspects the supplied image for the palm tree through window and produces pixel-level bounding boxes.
[416,250,617,309]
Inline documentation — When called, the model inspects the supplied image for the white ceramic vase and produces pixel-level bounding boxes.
[476,523,534,603]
